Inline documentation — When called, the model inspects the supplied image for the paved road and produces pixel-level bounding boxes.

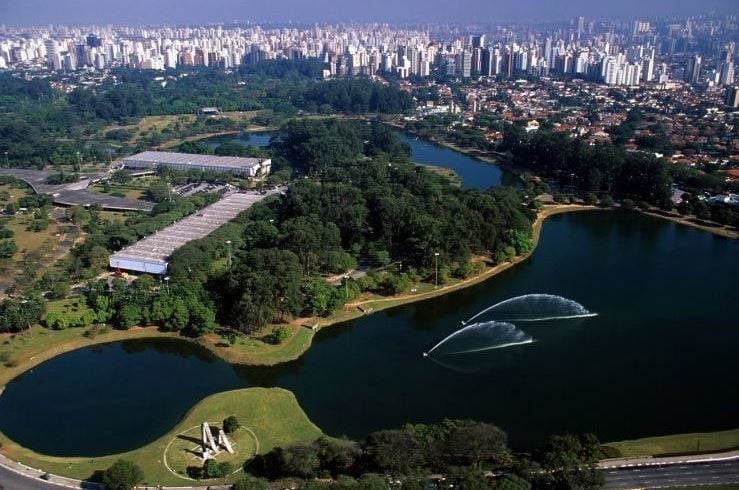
[0,168,154,212]
[0,464,76,489]
[604,459,739,488]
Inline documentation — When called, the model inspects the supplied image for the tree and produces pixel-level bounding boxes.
[496,474,532,490]
[533,434,604,490]
[282,444,321,478]
[116,303,142,329]
[111,170,132,184]
[364,430,423,474]
[267,326,290,345]
[598,195,615,208]
[101,460,144,490]
[355,473,390,490]
[223,415,240,434]
[444,421,509,468]
[446,466,489,490]
[693,201,711,220]
[204,458,229,478]
[232,475,268,490]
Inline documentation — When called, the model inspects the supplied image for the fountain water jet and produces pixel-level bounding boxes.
[425,321,532,357]
[462,294,596,325]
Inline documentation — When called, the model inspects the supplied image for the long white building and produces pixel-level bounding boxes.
[109,191,276,274]
[120,151,271,178]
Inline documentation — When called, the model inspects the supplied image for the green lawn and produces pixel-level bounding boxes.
[198,324,317,366]
[0,387,324,486]
[603,429,739,458]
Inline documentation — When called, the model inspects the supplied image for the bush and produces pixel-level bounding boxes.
[101,460,144,490]
[233,475,268,490]
[598,195,615,208]
[621,198,636,211]
[0,239,17,258]
[223,415,240,434]
[204,458,230,478]
[267,326,290,345]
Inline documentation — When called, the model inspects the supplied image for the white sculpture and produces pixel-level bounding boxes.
[218,429,235,454]
[202,422,218,453]
[199,421,235,461]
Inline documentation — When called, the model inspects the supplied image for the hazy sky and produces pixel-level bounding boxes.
[1,0,736,26]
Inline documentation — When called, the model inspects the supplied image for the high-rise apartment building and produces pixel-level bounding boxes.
[726,86,739,108]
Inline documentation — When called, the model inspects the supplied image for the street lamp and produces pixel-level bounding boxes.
[343,274,350,300]
[226,240,232,267]
[4,151,8,168]
[76,151,82,172]
[164,276,170,294]
[434,252,440,288]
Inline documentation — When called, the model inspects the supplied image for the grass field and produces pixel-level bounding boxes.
[415,163,461,186]
[197,324,317,366]
[603,429,739,458]
[0,387,324,486]
[103,111,264,145]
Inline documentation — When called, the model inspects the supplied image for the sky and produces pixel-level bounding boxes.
[1,0,736,26]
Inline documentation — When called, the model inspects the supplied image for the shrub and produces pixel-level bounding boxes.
[203,458,231,478]
[598,195,615,208]
[223,415,240,434]
[233,475,268,490]
[267,326,290,345]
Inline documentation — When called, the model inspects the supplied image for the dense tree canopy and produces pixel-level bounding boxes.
[168,119,535,333]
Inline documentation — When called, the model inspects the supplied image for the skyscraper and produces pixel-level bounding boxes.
[576,16,585,35]
[686,54,701,85]
[726,86,739,108]
[472,35,486,49]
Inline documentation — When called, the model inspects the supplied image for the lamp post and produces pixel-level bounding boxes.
[343,275,350,300]
[164,276,170,294]
[76,151,82,173]
[226,240,232,267]
[4,151,8,168]
[569,173,575,195]
[434,252,440,288]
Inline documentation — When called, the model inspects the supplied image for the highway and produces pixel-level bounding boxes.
[604,459,739,488]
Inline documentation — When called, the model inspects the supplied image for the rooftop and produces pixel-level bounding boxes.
[121,151,265,171]
[110,191,275,269]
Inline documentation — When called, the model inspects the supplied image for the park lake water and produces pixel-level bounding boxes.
[199,131,511,190]
[0,138,738,457]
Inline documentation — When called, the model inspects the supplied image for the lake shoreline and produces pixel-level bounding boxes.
[0,204,602,391]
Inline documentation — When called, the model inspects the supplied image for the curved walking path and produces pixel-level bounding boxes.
[0,453,95,489]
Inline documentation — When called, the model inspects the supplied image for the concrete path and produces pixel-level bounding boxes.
[0,453,96,489]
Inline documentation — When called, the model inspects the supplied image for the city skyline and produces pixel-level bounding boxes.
[2,0,738,26]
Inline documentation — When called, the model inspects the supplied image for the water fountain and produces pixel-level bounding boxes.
[425,294,596,359]
[462,294,597,325]
[424,321,533,357]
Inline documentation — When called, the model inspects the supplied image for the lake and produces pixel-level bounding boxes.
[1,211,737,456]
[201,131,509,190]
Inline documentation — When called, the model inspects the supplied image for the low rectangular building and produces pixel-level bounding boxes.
[109,191,276,274]
[120,151,271,177]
